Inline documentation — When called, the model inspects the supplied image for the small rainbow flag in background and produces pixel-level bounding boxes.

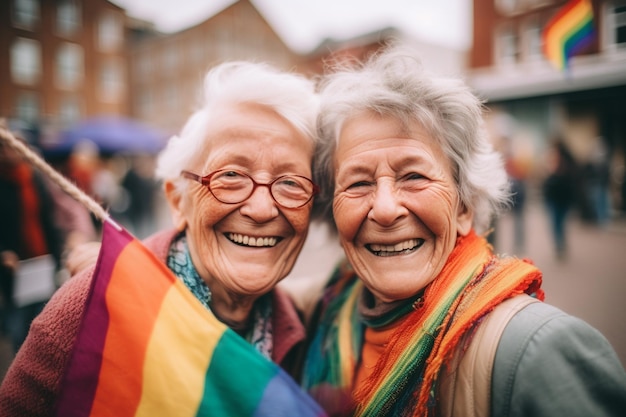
[55,220,326,417]
[543,0,595,70]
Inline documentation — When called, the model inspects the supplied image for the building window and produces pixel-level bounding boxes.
[190,38,204,66]
[137,89,153,119]
[99,59,125,102]
[164,85,178,110]
[162,43,178,75]
[522,17,544,62]
[135,52,151,79]
[59,96,81,127]
[56,43,83,89]
[97,11,123,51]
[12,0,39,30]
[15,91,40,124]
[11,37,41,85]
[56,0,81,37]
[523,0,554,10]
[602,1,626,51]
[496,0,522,16]
[214,27,232,60]
[615,2,626,46]
[495,25,519,66]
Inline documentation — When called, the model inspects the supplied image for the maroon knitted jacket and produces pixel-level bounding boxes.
[0,228,307,416]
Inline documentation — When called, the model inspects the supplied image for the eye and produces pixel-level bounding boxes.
[404,172,425,181]
[399,172,426,192]
[211,170,249,191]
[343,180,375,197]
[274,176,309,193]
[276,176,302,188]
[347,180,373,189]
[219,170,244,179]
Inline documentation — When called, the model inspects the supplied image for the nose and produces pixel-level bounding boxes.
[239,184,280,222]
[367,178,408,226]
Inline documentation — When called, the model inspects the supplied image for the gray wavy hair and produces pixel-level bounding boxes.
[156,61,320,199]
[314,44,510,234]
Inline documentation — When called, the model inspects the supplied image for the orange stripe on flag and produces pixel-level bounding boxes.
[543,0,593,69]
[135,281,227,417]
[89,239,174,416]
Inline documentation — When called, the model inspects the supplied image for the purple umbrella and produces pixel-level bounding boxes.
[45,116,169,155]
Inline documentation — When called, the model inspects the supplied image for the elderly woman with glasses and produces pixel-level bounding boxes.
[0,61,320,415]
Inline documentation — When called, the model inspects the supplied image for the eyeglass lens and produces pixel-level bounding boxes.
[209,170,313,207]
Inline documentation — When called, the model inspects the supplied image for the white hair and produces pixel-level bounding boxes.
[314,44,510,233]
[155,61,319,196]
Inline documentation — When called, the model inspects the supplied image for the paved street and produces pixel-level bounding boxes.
[2,196,625,383]
[494,198,626,367]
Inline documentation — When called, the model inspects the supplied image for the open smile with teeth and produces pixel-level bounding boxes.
[366,238,424,257]
[227,233,279,248]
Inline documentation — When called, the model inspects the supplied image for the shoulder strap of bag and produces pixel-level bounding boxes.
[437,294,540,417]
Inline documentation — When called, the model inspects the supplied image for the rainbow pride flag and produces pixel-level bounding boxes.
[543,0,595,70]
[55,220,326,417]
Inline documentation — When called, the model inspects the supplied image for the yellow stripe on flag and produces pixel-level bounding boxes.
[135,280,228,417]
[544,0,592,69]
[90,239,173,416]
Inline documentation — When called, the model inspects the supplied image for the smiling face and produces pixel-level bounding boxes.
[332,111,473,303]
[166,103,314,299]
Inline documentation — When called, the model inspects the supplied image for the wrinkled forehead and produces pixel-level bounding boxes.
[190,104,314,170]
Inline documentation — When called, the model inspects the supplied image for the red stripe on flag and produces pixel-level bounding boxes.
[90,235,175,416]
[55,222,177,416]
[542,0,594,69]
[547,0,581,28]
[55,221,131,416]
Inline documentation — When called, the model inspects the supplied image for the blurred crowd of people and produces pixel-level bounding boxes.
[56,141,161,239]
[0,120,160,354]
[491,130,623,261]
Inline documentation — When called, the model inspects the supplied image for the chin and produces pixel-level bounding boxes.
[366,273,430,301]
[237,268,284,290]
[374,289,419,304]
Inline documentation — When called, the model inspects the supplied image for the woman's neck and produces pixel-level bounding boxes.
[209,286,258,332]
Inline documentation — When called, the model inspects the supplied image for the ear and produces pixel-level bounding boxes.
[456,203,473,236]
[164,180,187,231]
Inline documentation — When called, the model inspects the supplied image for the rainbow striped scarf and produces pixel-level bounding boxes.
[55,220,326,417]
[302,230,543,416]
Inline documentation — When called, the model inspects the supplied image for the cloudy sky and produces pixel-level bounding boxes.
[110,0,472,53]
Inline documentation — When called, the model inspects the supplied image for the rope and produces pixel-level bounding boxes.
[0,126,119,229]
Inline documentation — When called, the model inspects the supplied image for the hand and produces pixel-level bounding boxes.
[0,250,19,271]
[64,241,102,275]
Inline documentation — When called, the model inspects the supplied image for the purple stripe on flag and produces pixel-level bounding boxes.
[55,222,134,417]
[253,369,327,417]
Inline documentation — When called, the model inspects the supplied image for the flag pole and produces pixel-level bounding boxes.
[0,125,122,231]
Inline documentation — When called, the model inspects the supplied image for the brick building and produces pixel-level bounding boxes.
[128,0,302,134]
[1,0,467,146]
[0,0,130,145]
[466,0,626,216]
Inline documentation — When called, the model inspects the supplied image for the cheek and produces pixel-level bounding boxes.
[333,196,367,241]
[285,205,312,236]
[185,194,229,232]
[409,189,459,234]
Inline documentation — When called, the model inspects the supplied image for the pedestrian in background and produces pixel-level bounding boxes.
[542,137,577,260]
[582,138,611,225]
[503,135,532,254]
[0,127,64,353]
[120,154,159,238]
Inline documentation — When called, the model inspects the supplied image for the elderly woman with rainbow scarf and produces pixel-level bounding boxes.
[301,45,626,417]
